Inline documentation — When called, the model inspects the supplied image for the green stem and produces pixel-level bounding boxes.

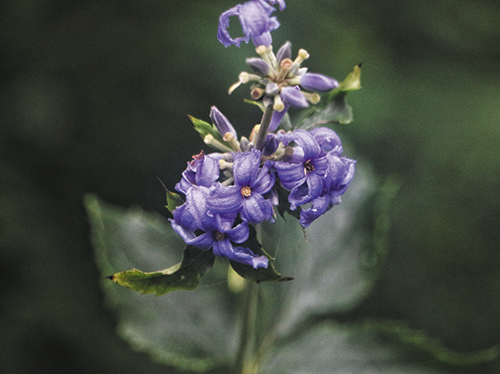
[255,104,275,151]
[235,281,259,374]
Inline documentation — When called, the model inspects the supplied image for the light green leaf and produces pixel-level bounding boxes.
[110,246,215,296]
[188,115,232,150]
[262,321,453,374]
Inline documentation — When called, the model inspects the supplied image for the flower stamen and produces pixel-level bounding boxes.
[240,186,252,198]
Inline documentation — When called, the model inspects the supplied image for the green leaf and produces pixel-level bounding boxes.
[84,194,237,371]
[229,225,293,284]
[262,321,453,374]
[165,189,184,213]
[188,115,232,151]
[110,246,215,296]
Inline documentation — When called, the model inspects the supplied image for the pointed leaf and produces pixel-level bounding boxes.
[166,189,184,213]
[188,115,232,150]
[110,246,215,296]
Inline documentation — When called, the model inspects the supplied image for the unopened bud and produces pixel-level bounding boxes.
[246,58,270,76]
[300,73,339,92]
[276,41,292,63]
[265,82,280,96]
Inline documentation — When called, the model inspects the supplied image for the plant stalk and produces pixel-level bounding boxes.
[255,104,275,151]
[235,281,259,374]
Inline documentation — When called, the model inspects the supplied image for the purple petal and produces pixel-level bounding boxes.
[280,129,321,160]
[207,184,243,214]
[288,172,325,209]
[280,86,309,108]
[217,5,250,47]
[233,149,261,187]
[241,194,274,224]
[224,221,250,244]
[309,127,343,154]
[274,161,306,190]
[268,103,289,132]
[298,195,332,228]
[215,241,269,269]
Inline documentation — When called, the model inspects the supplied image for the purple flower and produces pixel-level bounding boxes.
[298,155,356,228]
[218,0,285,48]
[274,129,329,210]
[207,149,276,224]
[175,151,221,195]
[171,186,268,268]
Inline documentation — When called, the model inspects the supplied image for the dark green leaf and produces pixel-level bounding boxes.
[110,246,215,296]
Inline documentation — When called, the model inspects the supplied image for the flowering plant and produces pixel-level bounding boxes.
[78,1,465,373]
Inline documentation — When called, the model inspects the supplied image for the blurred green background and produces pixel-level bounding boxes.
[1,0,500,373]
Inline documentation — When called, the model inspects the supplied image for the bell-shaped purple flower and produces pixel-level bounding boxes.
[218,0,285,48]
[274,129,328,210]
[207,149,276,224]
[175,151,221,195]
[171,186,268,269]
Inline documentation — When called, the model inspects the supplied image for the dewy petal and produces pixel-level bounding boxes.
[298,195,332,228]
[300,72,339,92]
[280,86,309,108]
[232,149,261,187]
[309,127,343,154]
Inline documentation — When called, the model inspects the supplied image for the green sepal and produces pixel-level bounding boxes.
[188,115,231,150]
[229,225,293,283]
[166,190,184,213]
[109,245,215,296]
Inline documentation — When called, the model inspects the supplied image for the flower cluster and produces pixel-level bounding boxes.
[169,0,356,270]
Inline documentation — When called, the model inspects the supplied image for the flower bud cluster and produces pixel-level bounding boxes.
[229,42,339,131]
